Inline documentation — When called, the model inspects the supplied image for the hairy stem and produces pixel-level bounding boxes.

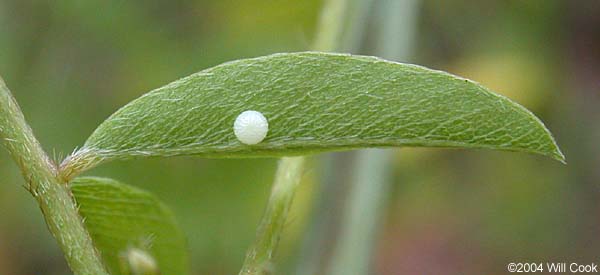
[238,157,306,275]
[0,76,109,275]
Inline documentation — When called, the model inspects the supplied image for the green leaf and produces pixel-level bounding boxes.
[62,52,563,176]
[70,177,189,275]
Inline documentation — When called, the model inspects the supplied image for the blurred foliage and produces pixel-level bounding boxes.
[0,0,598,275]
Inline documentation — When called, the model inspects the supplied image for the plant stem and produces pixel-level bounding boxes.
[239,0,348,274]
[313,0,349,52]
[296,1,371,273]
[238,157,306,275]
[0,76,109,275]
[341,0,377,53]
[327,149,393,275]
[327,1,420,274]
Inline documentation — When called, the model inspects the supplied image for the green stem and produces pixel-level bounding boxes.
[313,0,349,52]
[238,157,306,275]
[342,0,376,53]
[296,0,371,273]
[0,76,109,275]
[327,149,393,275]
[239,0,348,274]
[327,1,420,274]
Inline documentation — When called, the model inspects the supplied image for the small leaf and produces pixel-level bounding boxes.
[62,52,563,176]
[71,177,189,275]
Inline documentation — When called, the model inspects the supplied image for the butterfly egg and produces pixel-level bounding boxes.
[234,110,269,145]
[126,248,158,275]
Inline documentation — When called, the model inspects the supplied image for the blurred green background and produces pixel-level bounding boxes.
[0,0,598,274]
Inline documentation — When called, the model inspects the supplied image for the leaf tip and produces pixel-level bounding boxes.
[538,125,565,164]
[550,144,566,164]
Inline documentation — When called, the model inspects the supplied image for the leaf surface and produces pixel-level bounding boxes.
[71,177,189,275]
[63,52,563,175]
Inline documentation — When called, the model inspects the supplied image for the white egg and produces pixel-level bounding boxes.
[234,110,269,145]
[126,248,158,275]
